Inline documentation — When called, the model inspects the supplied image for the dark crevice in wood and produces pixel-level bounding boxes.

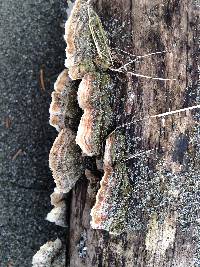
[66,191,73,267]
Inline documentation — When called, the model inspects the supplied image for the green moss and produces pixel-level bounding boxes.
[89,72,114,155]
[111,132,127,164]
[109,164,132,234]
[88,5,112,69]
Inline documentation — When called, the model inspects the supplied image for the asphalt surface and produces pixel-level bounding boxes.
[0,0,69,266]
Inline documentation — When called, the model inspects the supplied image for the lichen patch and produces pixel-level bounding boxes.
[145,213,177,255]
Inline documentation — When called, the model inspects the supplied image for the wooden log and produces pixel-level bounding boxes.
[66,0,199,266]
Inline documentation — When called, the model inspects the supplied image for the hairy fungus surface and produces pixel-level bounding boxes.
[48,68,83,227]
[32,238,65,267]
[49,128,83,193]
[64,0,96,80]
[76,72,114,156]
[49,69,81,132]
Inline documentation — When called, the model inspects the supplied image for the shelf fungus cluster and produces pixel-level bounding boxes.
[31,5,200,267]
[33,0,200,264]
[50,0,197,238]
[46,0,124,235]
[49,0,129,234]
[63,0,137,234]
[64,0,115,157]
[76,72,114,156]
[48,69,83,227]
[47,0,198,237]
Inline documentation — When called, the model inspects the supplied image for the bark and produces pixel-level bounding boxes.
[67,1,200,267]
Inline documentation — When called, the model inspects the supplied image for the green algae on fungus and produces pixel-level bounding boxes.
[76,71,114,156]
[65,0,113,79]
[49,128,83,194]
[49,69,81,132]
[88,4,112,69]
[65,0,96,80]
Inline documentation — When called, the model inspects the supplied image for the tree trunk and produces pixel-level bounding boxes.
[66,0,199,266]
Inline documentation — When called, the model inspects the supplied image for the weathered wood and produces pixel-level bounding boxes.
[67,0,199,266]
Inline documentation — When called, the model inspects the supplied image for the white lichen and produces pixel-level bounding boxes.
[145,214,177,255]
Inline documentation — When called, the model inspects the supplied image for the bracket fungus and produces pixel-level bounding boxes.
[46,188,67,227]
[76,72,114,156]
[64,0,96,80]
[32,238,65,267]
[49,69,81,132]
[49,128,83,193]
[48,68,83,227]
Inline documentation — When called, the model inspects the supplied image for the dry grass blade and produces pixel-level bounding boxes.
[12,149,23,160]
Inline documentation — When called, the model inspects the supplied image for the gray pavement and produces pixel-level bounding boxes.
[0,0,68,266]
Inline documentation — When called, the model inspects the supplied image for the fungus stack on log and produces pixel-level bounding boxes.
[49,0,200,237]
[33,0,200,265]
[48,69,83,227]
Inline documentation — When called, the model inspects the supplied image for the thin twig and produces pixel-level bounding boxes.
[12,149,23,160]
[151,104,200,118]
[40,68,46,91]
[127,70,176,81]
[116,51,167,71]
[107,104,200,138]
[5,117,11,128]
[110,67,176,81]
[114,47,168,59]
